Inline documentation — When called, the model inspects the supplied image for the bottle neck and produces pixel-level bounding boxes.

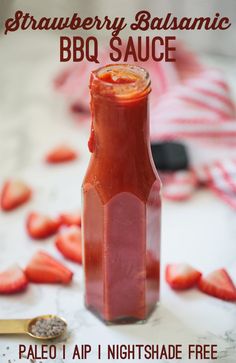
[91,95,150,159]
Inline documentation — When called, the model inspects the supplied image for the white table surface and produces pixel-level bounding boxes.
[0,32,236,363]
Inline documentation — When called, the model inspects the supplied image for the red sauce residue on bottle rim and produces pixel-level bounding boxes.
[99,72,135,85]
[90,64,151,101]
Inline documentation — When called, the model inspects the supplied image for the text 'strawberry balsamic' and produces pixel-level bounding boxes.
[82,64,161,323]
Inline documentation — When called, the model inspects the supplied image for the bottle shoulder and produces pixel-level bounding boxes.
[82,157,161,205]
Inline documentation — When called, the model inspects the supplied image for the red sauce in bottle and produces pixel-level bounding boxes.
[82,64,161,323]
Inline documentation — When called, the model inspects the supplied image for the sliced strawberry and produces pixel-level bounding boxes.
[1,180,32,211]
[25,251,73,284]
[55,226,82,264]
[0,265,28,294]
[58,211,81,227]
[26,212,60,239]
[166,263,201,290]
[198,268,236,301]
[45,145,78,164]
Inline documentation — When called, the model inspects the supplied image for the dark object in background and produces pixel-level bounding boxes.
[151,142,189,171]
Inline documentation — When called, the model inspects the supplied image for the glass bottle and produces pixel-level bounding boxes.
[82,64,161,323]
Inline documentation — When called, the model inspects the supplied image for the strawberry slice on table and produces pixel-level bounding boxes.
[166,263,202,290]
[45,145,78,164]
[1,180,32,211]
[26,212,60,239]
[0,265,28,294]
[198,268,236,301]
[58,211,81,227]
[25,251,73,284]
[55,226,82,264]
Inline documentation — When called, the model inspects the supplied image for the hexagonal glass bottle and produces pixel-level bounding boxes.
[82,64,161,323]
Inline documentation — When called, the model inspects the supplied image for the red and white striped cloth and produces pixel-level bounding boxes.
[151,69,236,143]
[54,44,236,210]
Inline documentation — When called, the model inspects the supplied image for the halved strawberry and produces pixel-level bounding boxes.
[0,265,28,294]
[45,145,78,164]
[26,212,60,239]
[166,263,201,290]
[25,251,73,284]
[55,226,82,264]
[58,211,81,227]
[1,180,32,211]
[198,268,236,301]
